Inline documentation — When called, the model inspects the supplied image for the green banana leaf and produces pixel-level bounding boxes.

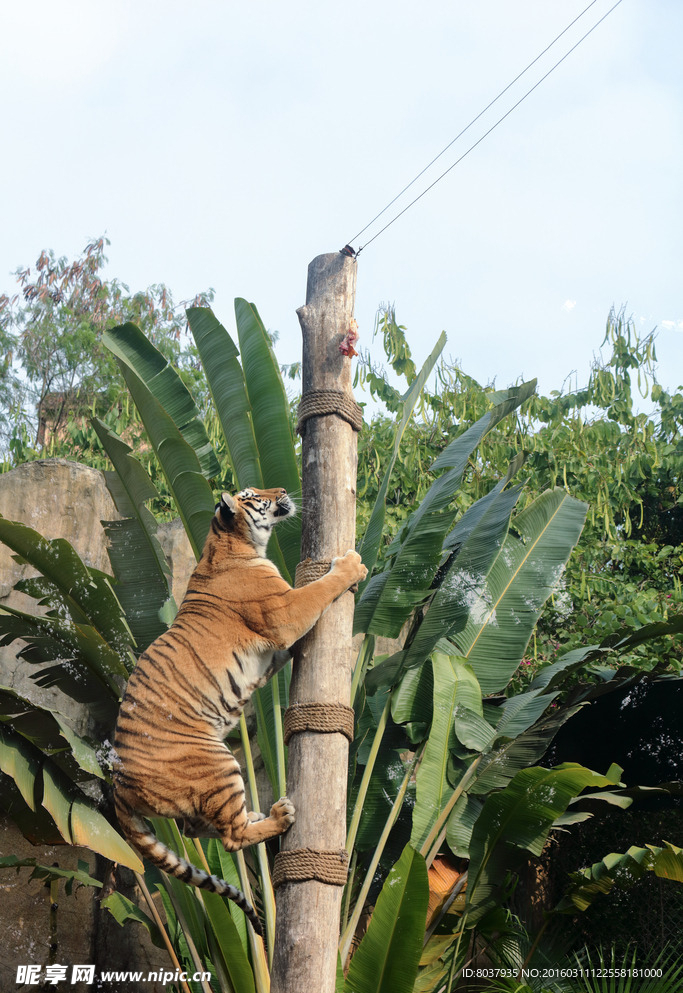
[0,604,125,716]
[188,303,296,582]
[399,482,524,674]
[116,362,215,561]
[186,306,263,490]
[0,515,134,658]
[0,775,64,844]
[344,844,429,993]
[337,955,345,993]
[355,503,457,640]
[199,889,256,993]
[555,841,683,913]
[466,701,572,795]
[156,882,212,977]
[529,615,683,695]
[234,298,301,582]
[489,687,560,737]
[101,517,173,649]
[0,684,104,780]
[363,478,522,691]
[152,820,216,970]
[451,706,497,753]
[357,331,446,581]
[151,816,257,990]
[353,397,528,641]
[452,488,588,693]
[364,462,523,691]
[0,725,142,871]
[358,389,537,676]
[410,655,482,851]
[446,793,485,859]
[251,667,289,800]
[465,762,623,922]
[349,733,413,854]
[101,891,165,948]
[446,702,581,858]
[205,838,249,949]
[0,855,103,894]
[441,454,527,555]
[0,513,131,716]
[390,660,434,744]
[103,322,221,481]
[403,380,536,542]
[93,418,176,649]
[414,934,464,993]
[554,785,633,828]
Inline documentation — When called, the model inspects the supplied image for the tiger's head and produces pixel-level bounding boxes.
[214,487,295,556]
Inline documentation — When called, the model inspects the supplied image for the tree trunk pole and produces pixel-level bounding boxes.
[270,252,358,993]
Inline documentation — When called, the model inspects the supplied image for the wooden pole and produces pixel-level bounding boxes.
[270,252,358,993]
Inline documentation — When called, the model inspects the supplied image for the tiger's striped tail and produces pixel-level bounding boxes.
[115,800,262,936]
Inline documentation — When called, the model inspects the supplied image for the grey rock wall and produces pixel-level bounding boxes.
[0,460,121,729]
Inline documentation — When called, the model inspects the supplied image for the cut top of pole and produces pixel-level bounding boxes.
[298,251,358,397]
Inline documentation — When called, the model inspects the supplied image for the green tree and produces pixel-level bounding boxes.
[0,237,213,473]
[356,307,683,678]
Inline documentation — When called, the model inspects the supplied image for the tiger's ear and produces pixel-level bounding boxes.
[216,492,238,521]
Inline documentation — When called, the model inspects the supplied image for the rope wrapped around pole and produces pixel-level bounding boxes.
[297,388,363,435]
[283,702,355,745]
[272,848,349,890]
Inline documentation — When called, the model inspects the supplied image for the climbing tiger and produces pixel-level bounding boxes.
[113,487,367,935]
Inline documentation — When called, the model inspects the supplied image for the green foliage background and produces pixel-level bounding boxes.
[354,306,683,676]
[0,240,681,991]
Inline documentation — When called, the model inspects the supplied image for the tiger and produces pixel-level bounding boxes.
[112,487,367,936]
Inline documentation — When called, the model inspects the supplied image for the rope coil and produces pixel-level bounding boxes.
[284,702,355,745]
[272,848,349,889]
[297,389,363,435]
[295,557,359,594]
[294,559,332,588]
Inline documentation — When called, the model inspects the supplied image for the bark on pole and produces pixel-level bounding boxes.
[270,252,358,993]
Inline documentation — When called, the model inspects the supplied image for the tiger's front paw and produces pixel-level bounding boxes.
[270,796,296,831]
[331,549,368,591]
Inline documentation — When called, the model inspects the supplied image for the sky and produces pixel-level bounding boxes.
[1,0,681,410]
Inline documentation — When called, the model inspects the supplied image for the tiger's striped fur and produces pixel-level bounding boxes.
[113,487,367,935]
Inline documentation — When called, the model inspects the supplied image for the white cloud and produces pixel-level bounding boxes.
[563,300,577,312]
